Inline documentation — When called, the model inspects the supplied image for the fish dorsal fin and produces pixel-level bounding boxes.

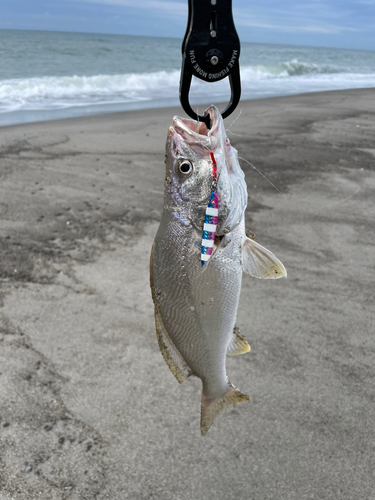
[242,237,287,279]
[201,385,249,436]
[227,326,250,356]
[150,242,193,384]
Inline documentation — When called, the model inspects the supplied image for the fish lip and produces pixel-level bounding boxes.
[203,105,221,136]
[167,125,176,140]
[172,116,209,143]
[171,105,221,148]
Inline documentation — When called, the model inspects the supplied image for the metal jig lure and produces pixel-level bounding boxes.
[200,151,219,265]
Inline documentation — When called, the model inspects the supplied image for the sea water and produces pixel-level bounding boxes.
[0,29,374,126]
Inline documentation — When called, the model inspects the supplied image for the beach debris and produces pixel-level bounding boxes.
[150,105,286,435]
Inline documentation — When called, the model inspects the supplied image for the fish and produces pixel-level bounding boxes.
[150,105,287,436]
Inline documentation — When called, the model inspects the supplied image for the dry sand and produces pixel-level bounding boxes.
[0,88,374,500]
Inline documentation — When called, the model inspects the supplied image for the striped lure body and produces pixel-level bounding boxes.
[201,152,218,265]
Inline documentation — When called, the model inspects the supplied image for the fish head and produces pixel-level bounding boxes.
[164,106,247,233]
[165,120,212,211]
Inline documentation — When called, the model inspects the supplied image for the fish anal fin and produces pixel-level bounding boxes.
[201,386,249,436]
[246,229,256,241]
[242,237,287,279]
[227,326,251,356]
[150,242,193,384]
[153,307,193,384]
[150,241,155,289]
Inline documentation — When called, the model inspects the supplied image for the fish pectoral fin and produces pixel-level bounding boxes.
[201,385,249,436]
[154,308,193,384]
[242,237,287,279]
[227,326,250,356]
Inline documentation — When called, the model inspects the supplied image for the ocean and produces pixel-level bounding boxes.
[0,29,374,126]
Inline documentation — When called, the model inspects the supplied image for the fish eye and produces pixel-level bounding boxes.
[177,160,194,178]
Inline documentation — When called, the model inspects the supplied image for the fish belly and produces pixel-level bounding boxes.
[152,215,243,398]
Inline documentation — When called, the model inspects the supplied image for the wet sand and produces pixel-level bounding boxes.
[0,88,374,500]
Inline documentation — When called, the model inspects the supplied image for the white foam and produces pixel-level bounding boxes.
[0,71,180,112]
[0,60,374,115]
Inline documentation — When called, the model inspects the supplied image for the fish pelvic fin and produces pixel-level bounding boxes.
[242,237,287,279]
[227,326,251,356]
[200,386,249,436]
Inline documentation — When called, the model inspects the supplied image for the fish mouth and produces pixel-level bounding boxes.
[170,106,222,152]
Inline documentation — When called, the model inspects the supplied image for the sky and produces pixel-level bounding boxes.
[1,0,375,51]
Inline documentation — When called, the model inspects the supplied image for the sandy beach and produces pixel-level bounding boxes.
[0,87,374,500]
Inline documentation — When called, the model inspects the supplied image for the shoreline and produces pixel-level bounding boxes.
[0,86,374,500]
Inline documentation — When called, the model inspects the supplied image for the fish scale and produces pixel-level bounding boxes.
[153,214,243,396]
[150,105,287,435]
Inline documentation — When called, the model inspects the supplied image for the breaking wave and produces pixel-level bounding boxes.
[279,59,342,76]
[0,59,374,114]
[0,71,181,112]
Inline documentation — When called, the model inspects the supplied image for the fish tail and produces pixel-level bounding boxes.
[200,385,249,436]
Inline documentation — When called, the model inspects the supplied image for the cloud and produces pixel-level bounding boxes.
[67,0,368,42]
[72,0,359,34]
[234,15,357,34]
[71,0,187,16]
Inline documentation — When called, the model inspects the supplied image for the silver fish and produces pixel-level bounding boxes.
[150,105,286,435]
